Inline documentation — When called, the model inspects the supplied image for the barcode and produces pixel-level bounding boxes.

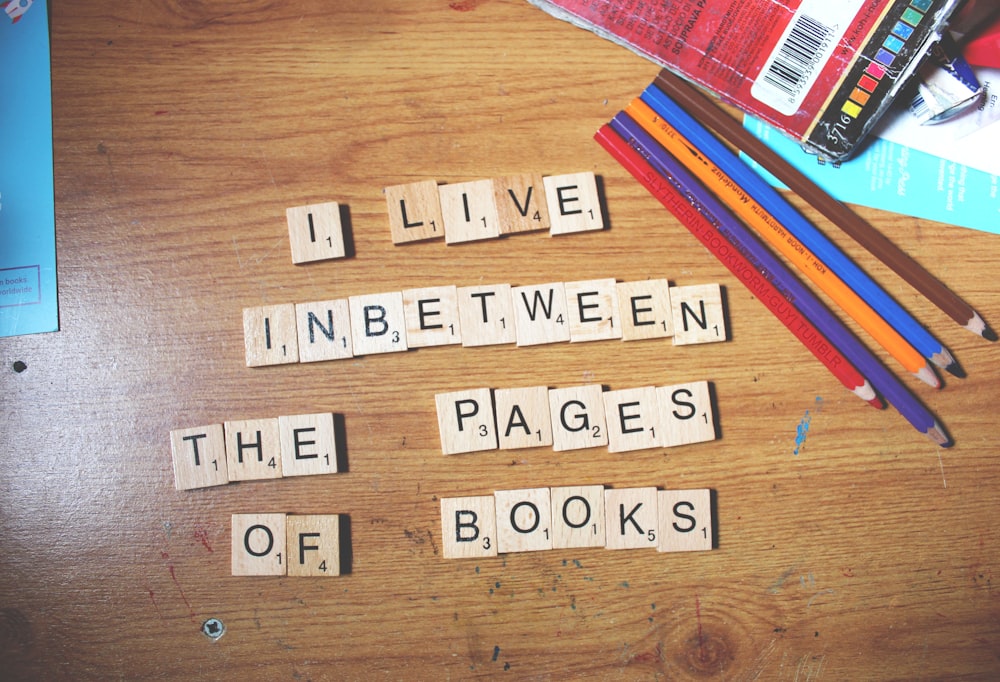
[909,92,931,121]
[760,15,834,101]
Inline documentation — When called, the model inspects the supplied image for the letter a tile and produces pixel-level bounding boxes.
[385,180,444,244]
[244,303,300,367]
[657,489,714,552]
[232,513,287,576]
[286,201,347,264]
[494,386,553,450]
[441,496,499,559]
[170,423,229,490]
[495,488,553,553]
[435,388,498,455]
[670,284,726,345]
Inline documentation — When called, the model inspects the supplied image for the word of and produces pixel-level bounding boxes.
[384,171,603,245]
[169,412,338,491]
[243,279,725,367]
[441,486,713,558]
[435,381,715,455]
[232,513,346,577]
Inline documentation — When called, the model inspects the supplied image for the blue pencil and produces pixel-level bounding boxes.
[640,84,960,379]
[602,113,950,447]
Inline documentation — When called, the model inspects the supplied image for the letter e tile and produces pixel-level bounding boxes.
[278,412,338,477]
[544,172,604,235]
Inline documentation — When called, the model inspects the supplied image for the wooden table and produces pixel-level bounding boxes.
[3,1,999,678]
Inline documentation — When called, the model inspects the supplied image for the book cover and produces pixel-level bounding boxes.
[1,0,58,337]
[527,0,963,161]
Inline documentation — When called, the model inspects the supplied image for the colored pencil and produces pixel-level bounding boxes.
[653,68,995,342]
[630,92,948,387]
[597,117,951,447]
[592,124,880,410]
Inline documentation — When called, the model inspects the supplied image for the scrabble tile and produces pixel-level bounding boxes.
[232,513,287,576]
[170,424,229,490]
[602,386,661,453]
[402,285,462,348]
[616,279,673,341]
[493,173,550,234]
[550,485,606,549]
[435,388,498,455]
[457,283,517,347]
[657,489,714,552]
[495,488,553,553]
[441,496,499,559]
[494,386,553,450]
[543,172,604,235]
[439,179,501,244]
[286,515,341,576]
[604,487,659,550]
[278,412,338,477]
[295,299,354,363]
[286,201,347,264]
[564,278,622,342]
[656,381,717,448]
[512,282,570,346]
[243,304,300,367]
[385,180,444,244]
[548,384,609,452]
[670,284,726,345]
[224,417,283,481]
[348,291,408,356]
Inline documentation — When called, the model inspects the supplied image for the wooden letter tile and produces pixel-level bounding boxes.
[602,386,661,453]
[170,423,229,490]
[232,513,287,576]
[402,285,462,348]
[243,303,300,367]
[286,515,341,576]
[543,172,604,235]
[457,283,517,347]
[385,180,444,244]
[494,386,553,450]
[224,417,282,481]
[348,291,408,356]
[670,284,726,345]
[278,412,338,477]
[656,381,717,448]
[548,384,609,452]
[295,299,354,363]
[495,488,553,553]
[512,282,570,346]
[441,496,499,559]
[604,487,659,550]
[657,489,714,552]
[439,179,501,245]
[616,279,673,341]
[564,278,621,343]
[435,388,498,455]
[286,201,346,264]
[493,173,550,234]
[550,485,606,549]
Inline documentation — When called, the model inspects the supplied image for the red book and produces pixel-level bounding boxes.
[527,0,962,160]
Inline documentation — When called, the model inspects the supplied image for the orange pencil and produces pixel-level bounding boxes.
[625,97,940,388]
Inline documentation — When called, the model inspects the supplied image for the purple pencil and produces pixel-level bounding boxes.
[606,112,951,447]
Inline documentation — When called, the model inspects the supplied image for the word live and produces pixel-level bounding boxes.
[243,279,726,367]
[441,486,714,558]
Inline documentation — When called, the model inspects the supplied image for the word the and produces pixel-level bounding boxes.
[441,486,713,558]
[232,513,345,577]
[435,380,715,455]
[243,279,725,367]
[169,412,339,491]
[385,171,603,245]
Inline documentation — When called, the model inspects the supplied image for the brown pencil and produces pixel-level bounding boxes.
[653,68,996,342]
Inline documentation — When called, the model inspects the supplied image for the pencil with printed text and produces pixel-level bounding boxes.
[653,68,995,342]
[629,93,947,388]
[597,117,950,447]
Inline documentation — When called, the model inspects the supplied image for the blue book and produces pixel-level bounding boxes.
[1,0,58,337]
[743,115,1000,236]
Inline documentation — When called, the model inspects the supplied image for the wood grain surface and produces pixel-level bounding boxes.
[2,1,999,679]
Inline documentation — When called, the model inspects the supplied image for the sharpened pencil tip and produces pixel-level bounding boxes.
[984,327,998,342]
[944,361,966,379]
[868,396,886,410]
[915,365,941,389]
[929,422,953,448]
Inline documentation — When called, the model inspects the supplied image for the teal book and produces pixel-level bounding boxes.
[1,0,58,337]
